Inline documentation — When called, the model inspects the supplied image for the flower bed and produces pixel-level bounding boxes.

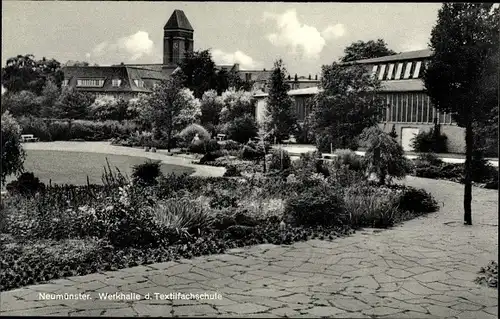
[0,155,439,291]
[411,153,498,189]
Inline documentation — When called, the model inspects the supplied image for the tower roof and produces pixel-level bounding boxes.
[164,9,193,31]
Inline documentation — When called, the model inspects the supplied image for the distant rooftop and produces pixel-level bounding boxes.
[164,9,193,31]
[343,49,433,65]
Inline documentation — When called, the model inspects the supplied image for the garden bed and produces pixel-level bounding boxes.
[0,150,440,292]
[410,153,498,190]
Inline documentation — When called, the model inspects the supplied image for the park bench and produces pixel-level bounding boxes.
[21,134,39,143]
[216,134,226,141]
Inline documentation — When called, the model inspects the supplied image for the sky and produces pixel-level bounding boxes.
[2,2,442,78]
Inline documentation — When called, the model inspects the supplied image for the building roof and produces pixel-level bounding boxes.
[62,66,168,93]
[254,78,425,98]
[164,9,193,31]
[343,49,433,65]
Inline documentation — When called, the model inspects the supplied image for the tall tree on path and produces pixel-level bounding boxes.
[423,3,499,225]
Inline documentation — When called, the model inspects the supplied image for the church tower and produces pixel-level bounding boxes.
[163,10,194,68]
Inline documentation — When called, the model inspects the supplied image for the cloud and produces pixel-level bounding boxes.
[263,9,345,59]
[322,24,346,39]
[86,31,154,62]
[212,49,260,70]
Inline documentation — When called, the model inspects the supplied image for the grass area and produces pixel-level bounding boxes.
[5,150,195,186]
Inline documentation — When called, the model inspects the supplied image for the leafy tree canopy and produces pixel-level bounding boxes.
[2,54,64,95]
[341,39,397,63]
[311,62,383,151]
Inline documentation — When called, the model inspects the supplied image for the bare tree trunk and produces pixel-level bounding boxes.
[464,119,473,225]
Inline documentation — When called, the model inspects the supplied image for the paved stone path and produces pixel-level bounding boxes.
[21,141,226,177]
[1,143,498,317]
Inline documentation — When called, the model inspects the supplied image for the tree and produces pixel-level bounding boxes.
[178,50,218,98]
[359,126,411,185]
[423,3,499,225]
[54,87,95,120]
[1,54,64,95]
[64,60,90,67]
[226,114,258,143]
[311,62,384,152]
[220,88,255,123]
[1,111,25,185]
[127,94,149,128]
[141,72,200,152]
[200,90,224,136]
[179,50,254,98]
[39,79,61,118]
[266,59,297,142]
[1,90,42,117]
[341,39,397,63]
[173,88,202,131]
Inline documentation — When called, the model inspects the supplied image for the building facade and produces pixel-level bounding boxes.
[254,49,466,153]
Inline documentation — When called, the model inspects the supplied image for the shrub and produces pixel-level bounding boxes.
[415,153,444,167]
[47,121,71,141]
[293,151,330,178]
[471,151,498,183]
[396,187,439,214]
[151,198,213,235]
[411,125,448,153]
[295,117,315,144]
[284,186,346,227]
[221,140,242,151]
[17,116,52,141]
[268,149,291,171]
[359,126,412,185]
[209,190,239,210]
[328,163,366,188]
[343,185,401,228]
[178,124,211,147]
[1,111,25,185]
[131,160,163,186]
[5,172,45,197]
[205,139,221,153]
[69,121,97,140]
[223,165,242,177]
[16,118,137,142]
[81,202,167,248]
[226,114,258,144]
[188,139,207,154]
[388,124,398,139]
[240,144,264,161]
[199,150,225,164]
[333,149,365,172]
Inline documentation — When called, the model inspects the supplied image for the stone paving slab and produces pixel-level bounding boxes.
[1,146,498,317]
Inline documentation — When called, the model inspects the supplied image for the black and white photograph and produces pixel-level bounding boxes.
[0,1,498,317]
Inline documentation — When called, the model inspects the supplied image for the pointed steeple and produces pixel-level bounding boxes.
[164,9,193,31]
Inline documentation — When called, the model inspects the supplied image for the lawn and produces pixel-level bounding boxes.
[5,150,195,186]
